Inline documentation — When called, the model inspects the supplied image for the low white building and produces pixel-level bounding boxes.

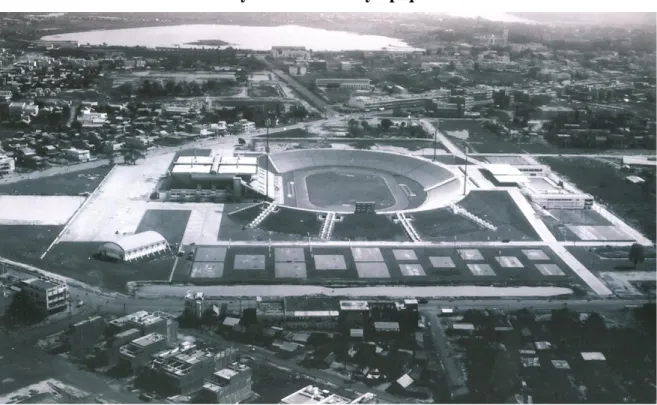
[526,192,594,210]
[79,109,108,127]
[98,231,169,261]
[288,65,308,76]
[0,154,16,175]
[64,148,90,162]
[271,46,311,59]
[18,277,70,315]
[316,78,372,90]
[235,119,256,133]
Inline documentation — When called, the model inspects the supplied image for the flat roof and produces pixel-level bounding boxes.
[172,165,212,174]
[622,155,657,167]
[484,164,524,176]
[175,156,215,165]
[132,333,165,347]
[492,174,529,184]
[220,156,258,166]
[22,278,60,290]
[339,300,369,311]
[218,165,257,175]
[215,368,239,379]
[581,352,606,361]
[374,321,400,330]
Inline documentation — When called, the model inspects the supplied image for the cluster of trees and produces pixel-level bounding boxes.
[200,103,309,126]
[116,78,241,98]
[346,118,430,138]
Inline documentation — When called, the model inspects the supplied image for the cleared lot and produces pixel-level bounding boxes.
[0,196,84,225]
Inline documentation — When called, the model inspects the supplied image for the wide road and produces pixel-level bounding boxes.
[266,66,338,118]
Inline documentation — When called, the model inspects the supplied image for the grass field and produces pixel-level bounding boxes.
[0,225,62,263]
[43,242,176,292]
[462,190,540,240]
[305,171,396,209]
[438,119,557,154]
[0,166,112,195]
[169,244,586,290]
[540,157,656,242]
[332,214,409,242]
[135,209,191,245]
[567,246,657,273]
[218,204,313,242]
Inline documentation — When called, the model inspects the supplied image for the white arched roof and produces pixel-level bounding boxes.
[111,231,167,252]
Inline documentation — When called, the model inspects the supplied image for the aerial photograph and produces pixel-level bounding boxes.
[0,10,656,404]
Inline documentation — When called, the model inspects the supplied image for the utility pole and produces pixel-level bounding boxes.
[265,117,271,199]
[463,146,469,195]
[433,120,439,162]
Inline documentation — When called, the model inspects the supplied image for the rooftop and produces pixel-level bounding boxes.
[21,277,62,290]
[339,300,369,311]
[280,385,360,405]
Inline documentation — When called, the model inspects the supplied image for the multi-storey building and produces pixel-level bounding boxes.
[108,310,178,346]
[119,333,169,372]
[17,277,69,315]
[280,385,377,404]
[152,348,237,396]
[201,362,253,403]
[0,154,15,175]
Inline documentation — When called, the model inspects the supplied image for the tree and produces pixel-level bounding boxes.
[628,243,645,268]
[122,147,146,165]
[347,118,360,137]
[380,118,393,131]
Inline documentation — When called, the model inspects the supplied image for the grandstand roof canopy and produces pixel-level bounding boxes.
[218,165,257,175]
[114,231,167,252]
[171,165,212,174]
[175,156,215,165]
[484,164,528,184]
[484,164,524,176]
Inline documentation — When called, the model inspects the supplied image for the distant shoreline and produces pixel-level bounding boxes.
[184,39,232,47]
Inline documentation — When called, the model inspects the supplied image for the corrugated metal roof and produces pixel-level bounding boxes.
[112,231,167,252]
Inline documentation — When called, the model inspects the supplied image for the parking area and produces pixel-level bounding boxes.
[170,244,586,289]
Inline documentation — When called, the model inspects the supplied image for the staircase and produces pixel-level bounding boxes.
[247,202,278,229]
[319,212,337,240]
[451,204,498,231]
[396,212,422,242]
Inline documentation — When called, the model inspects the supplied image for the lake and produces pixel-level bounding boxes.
[41,24,421,52]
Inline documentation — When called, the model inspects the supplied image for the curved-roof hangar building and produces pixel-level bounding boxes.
[98,231,169,262]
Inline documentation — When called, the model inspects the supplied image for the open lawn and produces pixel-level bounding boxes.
[218,204,312,242]
[43,242,175,292]
[458,190,539,241]
[0,225,62,264]
[135,209,191,245]
[438,119,557,154]
[259,207,322,239]
[540,156,656,242]
[331,214,409,242]
[0,166,112,195]
[305,171,396,210]
[567,246,657,273]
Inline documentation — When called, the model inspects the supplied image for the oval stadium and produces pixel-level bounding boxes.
[254,149,465,214]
